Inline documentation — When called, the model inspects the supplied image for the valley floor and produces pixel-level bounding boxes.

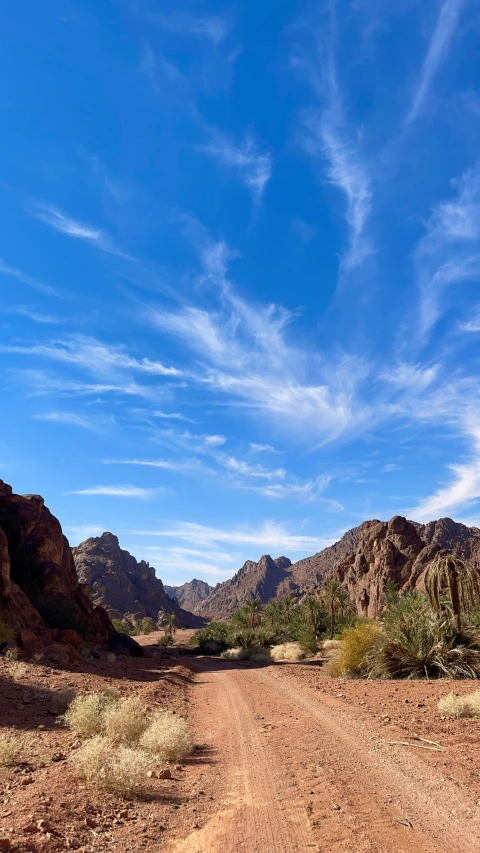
[2,647,480,852]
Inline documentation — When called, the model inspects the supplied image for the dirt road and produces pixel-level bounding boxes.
[169,660,480,853]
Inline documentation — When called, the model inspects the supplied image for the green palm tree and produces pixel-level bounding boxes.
[424,550,480,632]
[243,598,262,628]
[302,595,325,639]
[164,613,177,641]
[320,580,349,639]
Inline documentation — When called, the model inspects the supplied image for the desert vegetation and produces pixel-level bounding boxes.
[327,554,480,679]
[60,691,193,796]
[192,592,355,657]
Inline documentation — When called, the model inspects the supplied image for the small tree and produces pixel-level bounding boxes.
[164,613,177,642]
[320,580,349,639]
[302,595,326,640]
[424,550,480,632]
[140,617,156,635]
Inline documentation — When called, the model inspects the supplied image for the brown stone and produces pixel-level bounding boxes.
[158,768,172,779]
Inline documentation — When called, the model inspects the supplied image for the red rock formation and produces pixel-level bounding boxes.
[0,480,112,651]
[196,556,293,620]
[72,533,205,628]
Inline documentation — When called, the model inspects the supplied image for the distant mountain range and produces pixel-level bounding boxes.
[164,579,213,614]
[72,515,480,624]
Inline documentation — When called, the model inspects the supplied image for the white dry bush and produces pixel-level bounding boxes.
[103,696,149,746]
[248,650,271,662]
[221,647,248,660]
[270,642,306,662]
[322,639,342,650]
[140,711,192,762]
[74,736,150,796]
[438,690,480,719]
[0,731,22,766]
[61,691,117,737]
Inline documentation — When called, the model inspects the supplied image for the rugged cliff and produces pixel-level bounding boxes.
[164,579,213,614]
[72,533,205,628]
[196,556,293,620]
[0,480,112,654]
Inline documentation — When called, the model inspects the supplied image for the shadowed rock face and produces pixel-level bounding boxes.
[0,480,112,646]
[72,533,205,628]
[164,579,213,614]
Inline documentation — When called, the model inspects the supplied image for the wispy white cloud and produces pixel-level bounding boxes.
[415,162,480,336]
[122,518,334,554]
[220,456,286,481]
[104,458,207,474]
[34,411,104,432]
[13,369,156,400]
[459,307,480,332]
[153,410,196,423]
[8,305,62,324]
[294,11,373,272]
[0,258,60,297]
[406,0,469,125]
[410,421,480,520]
[201,131,272,204]
[30,203,130,258]
[71,485,159,498]
[150,11,229,45]
[249,443,279,453]
[1,335,181,378]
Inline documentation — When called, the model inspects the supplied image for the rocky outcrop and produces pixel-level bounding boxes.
[72,533,205,628]
[326,516,480,617]
[196,556,293,620]
[0,480,112,652]
[164,579,213,614]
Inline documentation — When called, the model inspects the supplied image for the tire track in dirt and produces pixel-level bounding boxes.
[169,661,480,853]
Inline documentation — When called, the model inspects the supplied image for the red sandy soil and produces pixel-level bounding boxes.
[2,644,480,852]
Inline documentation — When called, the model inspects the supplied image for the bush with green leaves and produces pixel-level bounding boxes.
[0,619,14,645]
[192,621,230,653]
[111,619,136,636]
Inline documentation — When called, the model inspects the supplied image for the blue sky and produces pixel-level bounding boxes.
[2,0,480,585]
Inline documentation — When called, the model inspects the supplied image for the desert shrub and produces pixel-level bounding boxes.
[103,697,149,746]
[157,635,173,647]
[51,688,77,715]
[140,711,192,761]
[5,650,28,680]
[247,648,272,662]
[325,622,381,677]
[221,647,248,660]
[0,619,13,645]
[0,731,22,766]
[322,639,342,650]
[438,690,480,718]
[192,622,230,653]
[61,691,118,737]
[139,617,156,635]
[270,642,307,662]
[111,619,136,636]
[74,736,150,796]
[368,592,480,679]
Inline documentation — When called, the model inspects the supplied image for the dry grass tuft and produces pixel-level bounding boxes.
[61,692,117,737]
[322,639,342,650]
[438,690,480,718]
[0,731,23,766]
[140,711,192,762]
[104,697,149,746]
[270,642,306,662]
[6,660,28,680]
[51,688,77,715]
[325,622,381,677]
[221,647,248,660]
[248,649,271,662]
[74,736,150,796]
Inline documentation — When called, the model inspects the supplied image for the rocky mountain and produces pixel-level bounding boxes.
[72,533,205,628]
[164,579,213,614]
[0,480,112,659]
[196,556,293,620]
[333,515,480,617]
[196,516,480,619]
